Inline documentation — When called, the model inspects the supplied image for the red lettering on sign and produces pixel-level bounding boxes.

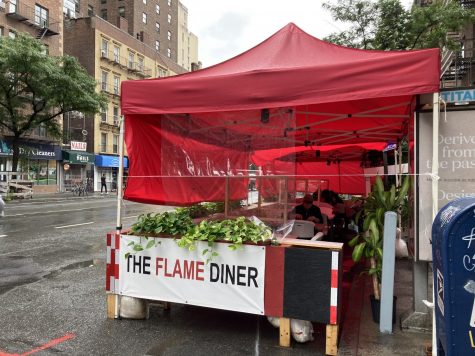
[196,261,204,281]
[156,257,164,276]
[164,258,173,277]
[173,259,183,278]
[184,260,195,279]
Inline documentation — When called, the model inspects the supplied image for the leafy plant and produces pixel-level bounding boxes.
[349,175,410,300]
[126,210,195,259]
[176,202,225,218]
[130,210,194,236]
[177,217,272,263]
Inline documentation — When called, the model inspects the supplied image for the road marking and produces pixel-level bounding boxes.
[0,332,75,356]
[54,222,95,229]
[123,215,139,219]
[0,235,6,238]
[6,205,114,217]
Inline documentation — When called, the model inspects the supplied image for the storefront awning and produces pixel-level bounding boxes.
[62,150,95,165]
[95,154,129,168]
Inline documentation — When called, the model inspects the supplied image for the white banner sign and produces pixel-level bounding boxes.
[70,141,87,151]
[119,235,266,315]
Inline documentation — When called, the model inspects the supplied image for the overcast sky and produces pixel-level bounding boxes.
[180,0,343,68]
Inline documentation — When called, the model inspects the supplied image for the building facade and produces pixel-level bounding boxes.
[86,0,179,63]
[63,15,186,192]
[0,0,64,193]
[177,2,199,71]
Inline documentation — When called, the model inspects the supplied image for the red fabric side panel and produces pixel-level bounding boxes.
[295,161,365,195]
[124,115,249,205]
[264,246,285,317]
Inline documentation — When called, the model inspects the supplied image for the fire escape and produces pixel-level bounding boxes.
[5,0,59,40]
[440,0,475,88]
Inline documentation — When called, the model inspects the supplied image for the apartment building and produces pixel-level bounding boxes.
[177,1,199,71]
[0,0,64,193]
[85,0,179,63]
[63,15,186,191]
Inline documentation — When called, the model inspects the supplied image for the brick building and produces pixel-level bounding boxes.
[0,0,64,193]
[68,0,180,63]
[63,15,186,192]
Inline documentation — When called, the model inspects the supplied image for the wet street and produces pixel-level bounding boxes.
[0,196,329,355]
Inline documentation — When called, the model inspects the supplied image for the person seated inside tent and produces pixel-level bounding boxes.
[313,190,334,220]
[289,193,323,225]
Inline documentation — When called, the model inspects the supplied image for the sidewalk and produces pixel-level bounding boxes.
[339,258,431,356]
[5,191,118,204]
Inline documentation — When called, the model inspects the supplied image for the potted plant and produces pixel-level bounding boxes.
[349,175,410,322]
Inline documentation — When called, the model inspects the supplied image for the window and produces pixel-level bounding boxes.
[101,71,108,91]
[143,0,147,4]
[9,0,17,13]
[167,48,171,58]
[9,31,16,39]
[128,52,134,69]
[100,106,108,122]
[113,46,120,63]
[168,0,171,6]
[137,57,144,72]
[118,6,125,18]
[113,76,120,95]
[101,0,106,4]
[156,4,160,14]
[113,106,119,125]
[101,133,107,152]
[38,124,47,137]
[75,0,80,13]
[42,44,49,55]
[101,38,109,58]
[35,4,49,28]
[155,40,160,51]
[0,27,4,37]
[167,31,171,41]
[155,22,160,33]
[101,9,107,20]
[142,12,147,24]
[87,5,94,16]
[113,134,119,154]
[167,14,171,24]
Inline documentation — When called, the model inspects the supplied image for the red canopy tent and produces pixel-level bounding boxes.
[120,23,440,205]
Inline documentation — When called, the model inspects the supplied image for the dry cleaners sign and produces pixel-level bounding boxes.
[119,235,266,315]
[441,89,475,104]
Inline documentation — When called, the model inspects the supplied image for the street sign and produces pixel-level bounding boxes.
[432,197,475,355]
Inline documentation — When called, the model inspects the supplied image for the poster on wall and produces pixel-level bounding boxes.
[417,110,475,261]
[119,235,266,315]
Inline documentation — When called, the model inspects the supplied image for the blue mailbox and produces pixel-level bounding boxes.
[433,197,475,355]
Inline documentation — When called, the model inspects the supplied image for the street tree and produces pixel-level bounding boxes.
[0,34,107,172]
[323,0,475,50]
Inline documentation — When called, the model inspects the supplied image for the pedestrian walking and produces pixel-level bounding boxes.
[101,174,108,195]
[0,194,5,217]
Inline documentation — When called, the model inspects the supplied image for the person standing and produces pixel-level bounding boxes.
[0,194,4,217]
[101,174,108,195]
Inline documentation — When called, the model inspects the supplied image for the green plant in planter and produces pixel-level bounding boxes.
[349,175,410,300]
[127,210,195,257]
[177,217,272,263]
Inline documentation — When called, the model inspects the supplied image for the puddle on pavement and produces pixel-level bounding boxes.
[0,256,96,295]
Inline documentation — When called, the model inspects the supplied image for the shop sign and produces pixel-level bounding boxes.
[95,154,129,168]
[417,110,475,261]
[0,139,62,160]
[119,235,266,315]
[63,150,95,165]
[70,141,87,151]
[441,89,475,104]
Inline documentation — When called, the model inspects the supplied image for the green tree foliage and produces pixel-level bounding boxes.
[0,34,107,171]
[323,0,475,50]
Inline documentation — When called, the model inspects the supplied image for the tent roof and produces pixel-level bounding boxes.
[121,23,440,115]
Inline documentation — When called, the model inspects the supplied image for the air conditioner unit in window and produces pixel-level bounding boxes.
[101,50,107,58]
[39,19,48,28]
[0,1,6,10]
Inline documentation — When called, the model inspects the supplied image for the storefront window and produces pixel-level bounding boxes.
[22,159,57,185]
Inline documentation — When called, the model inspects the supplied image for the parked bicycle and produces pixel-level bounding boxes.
[71,180,89,197]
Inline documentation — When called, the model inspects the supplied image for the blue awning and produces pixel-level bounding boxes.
[95,155,129,168]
